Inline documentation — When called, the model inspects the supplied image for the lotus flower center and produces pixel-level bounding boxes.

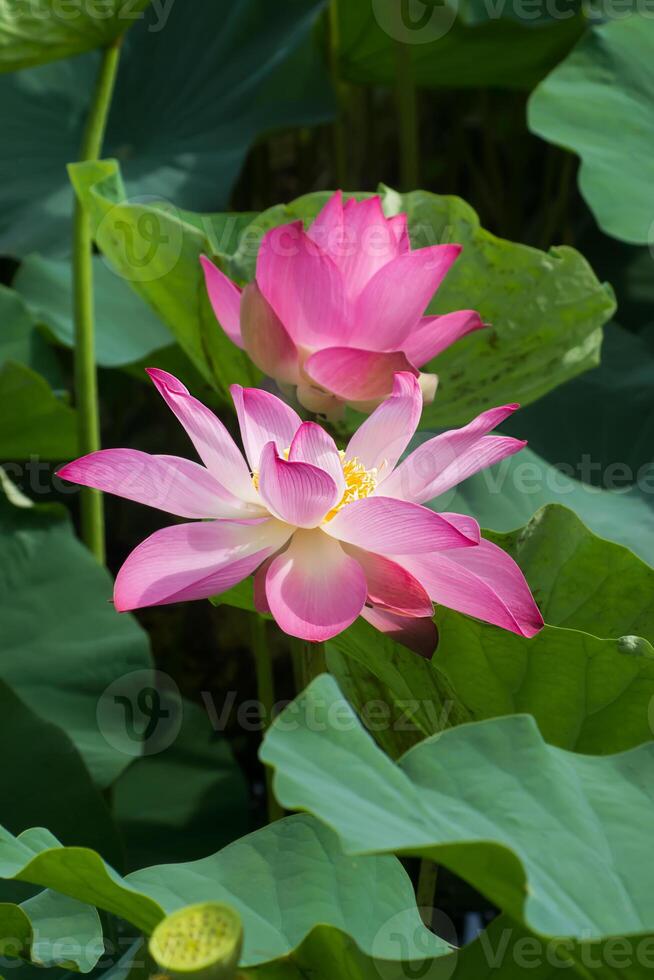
[324,451,378,521]
[252,448,377,520]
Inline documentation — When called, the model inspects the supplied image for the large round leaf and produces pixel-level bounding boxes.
[0,815,449,971]
[0,478,152,787]
[337,0,584,90]
[529,15,654,244]
[0,681,121,863]
[14,255,172,367]
[0,0,151,72]
[0,0,334,256]
[262,675,654,942]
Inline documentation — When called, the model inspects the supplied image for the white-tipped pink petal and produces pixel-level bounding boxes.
[304,347,418,404]
[57,449,260,519]
[240,281,300,384]
[343,545,433,617]
[402,311,485,368]
[114,518,292,612]
[350,244,462,350]
[345,371,422,473]
[256,221,349,347]
[403,538,544,638]
[379,403,522,502]
[253,555,274,614]
[257,441,338,528]
[146,368,256,503]
[265,529,367,642]
[323,496,479,554]
[230,384,302,470]
[361,605,437,659]
[289,422,346,497]
[199,255,244,349]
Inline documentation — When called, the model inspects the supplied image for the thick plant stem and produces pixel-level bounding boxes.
[327,0,347,187]
[251,616,284,823]
[395,39,419,190]
[300,640,327,690]
[72,37,122,563]
[416,859,438,927]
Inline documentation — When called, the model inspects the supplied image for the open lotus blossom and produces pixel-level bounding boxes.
[200,190,484,417]
[57,370,543,657]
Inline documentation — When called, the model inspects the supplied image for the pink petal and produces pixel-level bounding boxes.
[388,213,410,254]
[230,384,302,470]
[404,537,544,638]
[350,244,462,350]
[265,529,367,641]
[361,605,437,659]
[307,190,344,247]
[256,221,349,347]
[380,404,522,502]
[146,368,256,503]
[345,371,422,473]
[258,442,338,528]
[323,496,479,554]
[240,281,300,384]
[304,347,418,404]
[402,311,485,368]
[114,518,292,612]
[343,545,433,616]
[57,449,259,519]
[289,422,346,496]
[199,255,244,349]
[253,555,274,614]
[336,197,401,298]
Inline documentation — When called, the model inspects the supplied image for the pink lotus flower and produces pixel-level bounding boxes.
[200,191,484,417]
[57,370,542,656]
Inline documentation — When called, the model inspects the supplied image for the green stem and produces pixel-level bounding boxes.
[72,37,122,563]
[327,0,347,187]
[416,859,438,927]
[300,640,327,690]
[394,39,419,190]
[251,616,284,823]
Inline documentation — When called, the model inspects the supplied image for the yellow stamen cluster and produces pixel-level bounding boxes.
[324,451,377,521]
[251,448,377,520]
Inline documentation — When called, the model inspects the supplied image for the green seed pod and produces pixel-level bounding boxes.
[148,902,243,980]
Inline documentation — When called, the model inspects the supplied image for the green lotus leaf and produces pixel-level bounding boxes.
[529,16,654,244]
[0,888,102,973]
[0,286,76,460]
[337,0,584,90]
[113,700,248,869]
[0,476,152,787]
[0,0,152,73]
[261,675,654,942]
[0,0,333,256]
[13,255,171,368]
[0,815,450,972]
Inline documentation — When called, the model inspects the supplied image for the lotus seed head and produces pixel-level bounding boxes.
[149,902,243,980]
